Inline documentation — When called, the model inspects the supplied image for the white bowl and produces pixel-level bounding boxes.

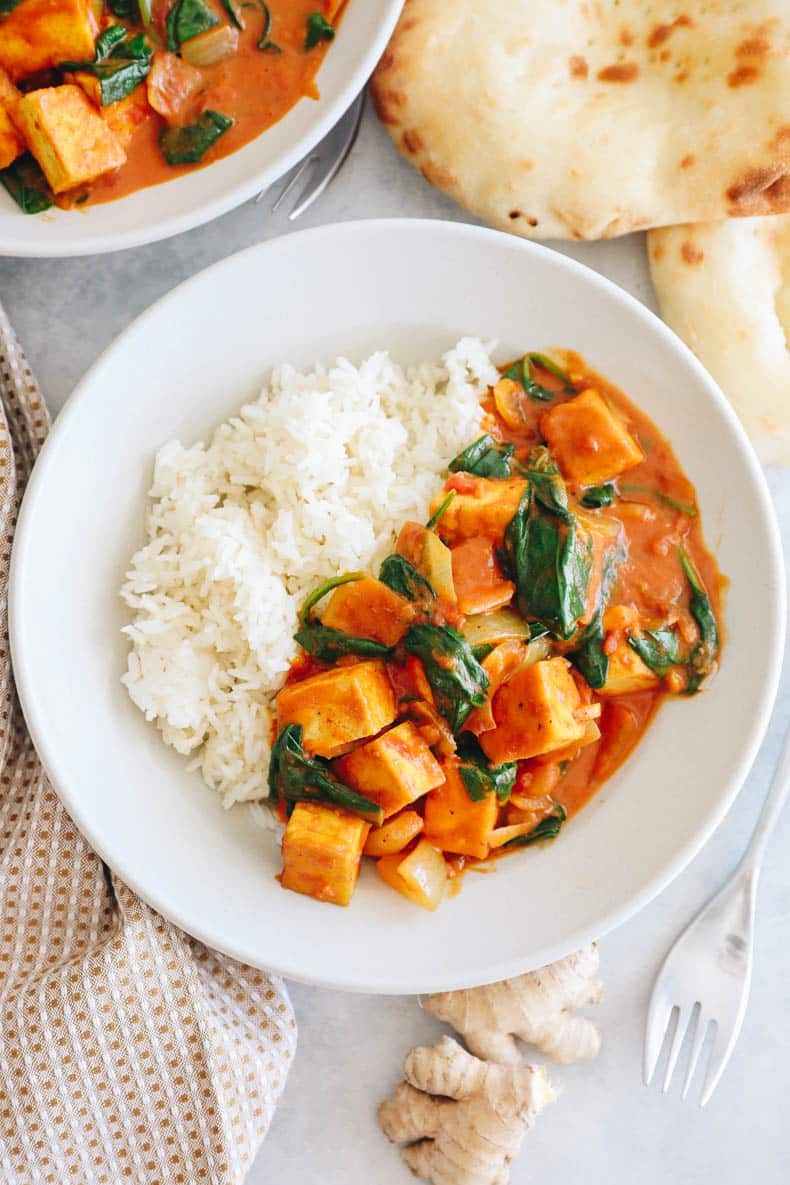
[0,2,402,257]
[10,220,785,992]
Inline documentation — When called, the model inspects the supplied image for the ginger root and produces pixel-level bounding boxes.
[424,945,603,1065]
[379,1035,554,1185]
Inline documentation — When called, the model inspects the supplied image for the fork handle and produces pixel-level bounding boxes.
[738,717,790,878]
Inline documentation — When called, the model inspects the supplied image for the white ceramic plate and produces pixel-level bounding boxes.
[0,1,402,257]
[10,220,785,992]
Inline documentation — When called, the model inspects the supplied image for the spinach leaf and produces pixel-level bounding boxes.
[581,484,615,509]
[221,0,243,28]
[426,490,455,531]
[305,11,334,49]
[620,485,697,517]
[456,733,516,803]
[504,802,567,847]
[517,446,569,517]
[269,724,383,824]
[568,545,622,689]
[61,29,152,106]
[256,0,281,51]
[379,555,436,604]
[0,0,25,10]
[628,628,682,676]
[108,0,139,17]
[449,435,515,479]
[159,110,234,164]
[679,547,719,693]
[0,155,52,215]
[502,353,573,402]
[294,622,392,661]
[299,572,363,625]
[471,643,495,662]
[404,623,489,733]
[503,487,592,640]
[166,0,220,51]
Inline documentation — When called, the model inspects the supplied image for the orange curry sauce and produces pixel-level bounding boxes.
[66,0,342,207]
[277,353,724,902]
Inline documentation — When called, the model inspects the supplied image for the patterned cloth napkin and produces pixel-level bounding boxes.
[0,303,297,1185]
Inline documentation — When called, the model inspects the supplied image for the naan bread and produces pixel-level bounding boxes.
[372,0,790,240]
[649,217,790,465]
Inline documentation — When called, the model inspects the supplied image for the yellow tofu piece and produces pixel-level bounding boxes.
[335,721,445,818]
[276,659,396,759]
[541,389,644,486]
[480,657,589,763]
[14,85,125,194]
[0,105,23,168]
[321,577,415,647]
[281,802,370,907]
[599,639,659,696]
[101,88,151,151]
[428,477,529,546]
[423,759,498,860]
[65,68,100,107]
[0,0,96,83]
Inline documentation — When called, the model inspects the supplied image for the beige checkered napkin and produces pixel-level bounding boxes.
[0,302,297,1185]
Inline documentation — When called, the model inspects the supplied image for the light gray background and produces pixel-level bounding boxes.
[2,99,789,1183]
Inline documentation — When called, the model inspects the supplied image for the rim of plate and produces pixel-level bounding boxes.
[9,220,786,991]
[0,2,403,258]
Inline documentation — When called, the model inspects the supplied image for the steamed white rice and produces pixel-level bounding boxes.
[120,339,497,806]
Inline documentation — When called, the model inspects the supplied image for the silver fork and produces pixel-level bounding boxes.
[255,91,365,219]
[644,719,790,1105]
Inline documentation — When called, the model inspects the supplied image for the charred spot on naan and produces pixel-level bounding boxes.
[597,62,639,83]
[681,240,704,265]
[679,154,696,170]
[646,15,694,50]
[569,55,589,79]
[726,167,790,215]
[728,65,760,88]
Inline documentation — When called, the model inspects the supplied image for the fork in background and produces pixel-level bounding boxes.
[256,91,365,220]
[644,719,790,1106]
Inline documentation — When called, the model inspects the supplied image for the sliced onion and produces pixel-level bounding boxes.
[463,608,533,647]
[181,25,240,67]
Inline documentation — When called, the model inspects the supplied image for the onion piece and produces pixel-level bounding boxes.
[462,608,533,647]
[377,842,447,911]
[181,25,239,67]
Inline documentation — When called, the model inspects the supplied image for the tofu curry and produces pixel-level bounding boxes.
[271,351,723,911]
[0,0,343,212]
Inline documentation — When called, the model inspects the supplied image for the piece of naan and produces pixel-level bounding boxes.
[372,0,790,240]
[649,217,790,465]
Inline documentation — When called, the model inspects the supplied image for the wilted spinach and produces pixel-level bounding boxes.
[166,0,220,50]
[456,733,516,804]
[61,27,152,105]
[569,545,623,689]
[268,725,383,824]
[517,446,569,517]
[379,555,436,604]
[305,11,334,49]
[502,353,573,402]
[299,572,363,625]
[160,111,233,164]
[504,802,567,848]
[449,435,515,479]
[679,547,719,693]
[580,484,615,509]
[403,624,489,732]
[256,0,281,51]
[0,155,52,215]
[426,490,455,531]
[293,622,391,661]
[628,628,682,676]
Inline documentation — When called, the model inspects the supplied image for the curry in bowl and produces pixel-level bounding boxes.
[0,0,343,213]
[268,353,722,911]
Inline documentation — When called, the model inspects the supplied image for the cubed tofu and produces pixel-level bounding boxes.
[541,389,644,486]
[335,720,445,818]
[14,86,125,194]
[321,577,415,647]
[281,802,370,907]
[428,477,528,546]
[0,106,23,168]
[479,657,588,763]
[101,88,151,151]
[599,639,658,696]
[423,759,498,860]
[276,659,396,759]
[0,0,96,83]
[451,536,515,615]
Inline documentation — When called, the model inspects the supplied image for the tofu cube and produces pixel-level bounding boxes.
[599,639,659,696]
[423,759,498,860]
[281,802,370,907]
[101,89,151,151]
[276,659,396,758]
[0,105,23,169]
[335,721,445,818]
[14,86,125,194]
[0,0,97,83]
[479,657,588,763]
[428,477,528,546]
[541,389,644,486]
[321,577,415,647]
